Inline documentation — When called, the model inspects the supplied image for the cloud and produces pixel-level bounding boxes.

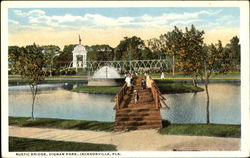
[216,15,235,23]
[8,19,19,24]
[9,8,238,48]
[199,9,222,16]
[14,9,45,17]
[14,10,27,17]
[28,9,46,17]
[51,14,85,23]
[11,9,223,30]
[169,19,202,26]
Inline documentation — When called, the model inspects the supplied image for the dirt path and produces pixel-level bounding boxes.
[9,126,240,151]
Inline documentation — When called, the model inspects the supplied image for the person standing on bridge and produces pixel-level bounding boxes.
[131,71,137,85]
[133,90,138,104]
[141,79,146,89]
[125,74,132,90]
[144,73,149,87]
[146,76,153,88]
[144,73,148,79]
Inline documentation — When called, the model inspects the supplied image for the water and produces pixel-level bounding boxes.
[8,83,240,124]
[9,84,115,122]
[161,83,241,124]
[92,66,121,78]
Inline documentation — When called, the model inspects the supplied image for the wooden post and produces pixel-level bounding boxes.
[155,93,157,109]
[117,96,119,110]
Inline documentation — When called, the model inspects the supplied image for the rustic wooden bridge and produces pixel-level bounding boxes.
[113,76,168,131]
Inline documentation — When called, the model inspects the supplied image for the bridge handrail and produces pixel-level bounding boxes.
[86,59,169,63]
[113,83,127,110]
[151,81,169,109]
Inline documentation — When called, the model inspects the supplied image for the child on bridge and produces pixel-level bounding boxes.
[133,90,138,104]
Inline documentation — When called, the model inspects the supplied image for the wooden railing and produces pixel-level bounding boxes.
[113,83,127,110]
[151,80,169,109]
[113,77,168,110]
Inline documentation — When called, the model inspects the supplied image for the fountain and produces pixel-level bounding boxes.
[88,66,124,86]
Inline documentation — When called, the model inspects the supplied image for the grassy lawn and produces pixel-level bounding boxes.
[155,77,240,84]
[72,83,203,94]
[10,117,240,138]
[9,117,114,131]
[9,137,117,151]
[157,83,204,93]
[9,78,88,82]
[149,72,240,78]
[72,85,121,94]
[159,120,240,138]
[149,72,187,77]
[210,72,240,77]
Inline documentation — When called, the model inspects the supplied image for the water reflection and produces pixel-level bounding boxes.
[9,83,240,124]
[9,85,115,122]
[8,84,64,92]
[161,83,241,124]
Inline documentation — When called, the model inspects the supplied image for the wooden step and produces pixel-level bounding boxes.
[116,111,160,115]
[116,113,160,119]
[115,119,162,123]
[114,76,163,131]
[127,104,155,108]
[115,124,162,131]
[116,112,161,118]
[117,104,158,110]
[115,123,162,129]
[116,107,159,113]
[115,116,161,121]
[115,121,162,127]
[128,99,154,104]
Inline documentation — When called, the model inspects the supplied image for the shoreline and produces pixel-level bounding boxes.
[9,117,241,138]
[155,78,240,84]
[9,125,240,151]
[8,78,240,86]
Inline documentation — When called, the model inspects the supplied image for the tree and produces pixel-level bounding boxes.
[87,44,114,61]
[115,36,145,60]
[224,36,240,71]
[8,46,21,74]
[200,41,231,123]
[176,25,205,86]
[147,38,167,60]
[141,47,154,60]
[41,45,61,76]
[12,44,46,119]
[55,44,76,68]
[170,25,231,124]
[160,26,183,77]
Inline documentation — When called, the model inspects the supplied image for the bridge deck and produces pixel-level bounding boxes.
[114,76,163,131]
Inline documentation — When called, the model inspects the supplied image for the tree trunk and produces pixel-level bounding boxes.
[192,75,197,87]
[31,91,35,119]
[204,77,210,124]
[30,85,37,119]
[172,55,175,77]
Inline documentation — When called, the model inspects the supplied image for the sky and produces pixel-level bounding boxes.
[8,7,240,49]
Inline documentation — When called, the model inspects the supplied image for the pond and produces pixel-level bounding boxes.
[8,83,241,124]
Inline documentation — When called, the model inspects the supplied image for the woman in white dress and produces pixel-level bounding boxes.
[125,75,132,88]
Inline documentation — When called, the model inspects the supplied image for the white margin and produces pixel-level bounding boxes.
[1,1,9,157]
[1,1,249,158]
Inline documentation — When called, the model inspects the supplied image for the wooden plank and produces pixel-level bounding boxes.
[114,76,164,131]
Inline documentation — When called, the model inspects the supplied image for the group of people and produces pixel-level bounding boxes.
[141,73,153,89]
[124,71,137,88]
[124,72,153,104]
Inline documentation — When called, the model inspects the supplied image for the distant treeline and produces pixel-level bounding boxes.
[9,25,240,73]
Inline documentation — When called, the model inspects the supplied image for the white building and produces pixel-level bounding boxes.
[72,35,88,68]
